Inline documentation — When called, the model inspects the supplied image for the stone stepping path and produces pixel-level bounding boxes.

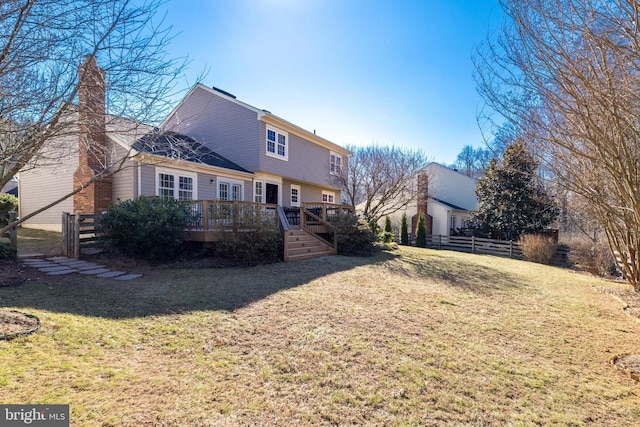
[21,256,142,281]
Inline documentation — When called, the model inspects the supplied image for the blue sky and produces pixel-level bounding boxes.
[161,0,503,165]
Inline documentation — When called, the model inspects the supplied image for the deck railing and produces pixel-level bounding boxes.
[183,200,278,240]
[181,200,354,244]
[299,203,354,248]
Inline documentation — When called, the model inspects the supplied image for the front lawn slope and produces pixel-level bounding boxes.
[1,247,639,425]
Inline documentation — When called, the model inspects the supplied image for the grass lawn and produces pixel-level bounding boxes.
[1,246,640,425]
[16,227,63,257]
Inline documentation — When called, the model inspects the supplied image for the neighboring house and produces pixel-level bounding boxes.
[2,178,18,197]
[19,56,350,234]
[385,162,478,236]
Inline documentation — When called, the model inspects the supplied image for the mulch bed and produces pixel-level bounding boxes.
[0,310,41,340]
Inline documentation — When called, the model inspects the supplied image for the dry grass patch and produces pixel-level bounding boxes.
[1,248,640,425]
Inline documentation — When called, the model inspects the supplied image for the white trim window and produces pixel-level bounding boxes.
[266,126,288,160]
[330,151,342,175]
[254,181,263,203]
[218,179,244,201]
[322,191,335,204]
[157,169,196,201]
[290,184,301,207]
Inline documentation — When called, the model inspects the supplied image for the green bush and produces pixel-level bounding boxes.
[100,196,191,260]
[0,193,18,226]
[211,216,283,266]
[383,216,394,243]
[519,234,558,265]
[331,214,378,256]
[416,214,427,248]
[400,212,409,245]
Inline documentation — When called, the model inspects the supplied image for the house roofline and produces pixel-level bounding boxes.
[165,83,351,157]
[133,151,255,180]
[424,162,479,183]
[429,196,472,212]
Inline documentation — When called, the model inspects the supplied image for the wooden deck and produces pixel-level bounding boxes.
[183,201,354,262]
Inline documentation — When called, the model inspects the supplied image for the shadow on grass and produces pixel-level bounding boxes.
[1,253,396,319]
[385,249,525,296]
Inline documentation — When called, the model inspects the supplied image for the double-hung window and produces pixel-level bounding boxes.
[219,179,243,201]
[157,169,195,201]
[254,182,263,203]
[266,126,288,160]
[330,152,342,175]
[290,185,301,207]
[322,191,335,204]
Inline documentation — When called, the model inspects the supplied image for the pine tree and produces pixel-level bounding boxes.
[400,212,409,245]
[416,213,427,248]
[470,141,558,240]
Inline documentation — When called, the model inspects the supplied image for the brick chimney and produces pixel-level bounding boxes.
[73,55,112,215]
[412,172,433,234]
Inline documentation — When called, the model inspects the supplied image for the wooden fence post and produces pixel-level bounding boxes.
[73,215,80,258]
[471,236,475,254]
[438,235,442,250]
[509,241,513,259]
[203,201,210,232]
[7,210,17,253]
[62,212,69,257]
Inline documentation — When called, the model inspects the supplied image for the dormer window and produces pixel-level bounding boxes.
[266,126,288,160]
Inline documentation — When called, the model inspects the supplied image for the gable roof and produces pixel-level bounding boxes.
[132,131,251,173]
[164,83,350,157]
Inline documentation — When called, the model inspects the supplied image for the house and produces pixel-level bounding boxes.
[19,56,351,260]
[385,162,478,236]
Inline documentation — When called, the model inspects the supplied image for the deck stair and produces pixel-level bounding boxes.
[284,229,337,261]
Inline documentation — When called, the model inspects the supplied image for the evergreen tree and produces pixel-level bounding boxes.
[383,215,394,243]
[416,213,427,248]
[470,141,558,240]
[384,215,392,233]
[400,212,409,245]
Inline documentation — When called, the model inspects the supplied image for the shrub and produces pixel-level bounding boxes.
[0,242,16,260]
[519,234,558,265]
[400,212,409,245]
[383,216,394,243]
[330,213,378,256]
[566,235,617,277]
[211,216,282,266]
[100,196,191,260]
[0,193,18,226]
[416,214,427,248]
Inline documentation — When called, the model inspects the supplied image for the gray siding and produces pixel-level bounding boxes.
[140,164,156,196]
[282,179,341,208]
[258,122,338,188]
[164,86,261,171]
[243,179,253,202]
[198,173,216,200]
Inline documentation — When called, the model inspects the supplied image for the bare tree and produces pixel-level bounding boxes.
[474,0,640,289]
[451,145,494,178]
[0,0,186,230]
[334,144,429,223]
